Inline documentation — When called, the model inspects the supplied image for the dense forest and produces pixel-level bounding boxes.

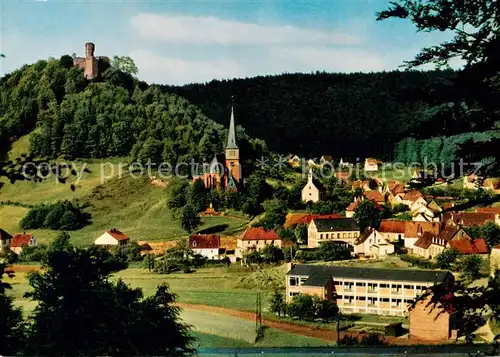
[0,56,266,165]
[164,70,460,160]
[394,131,500,166]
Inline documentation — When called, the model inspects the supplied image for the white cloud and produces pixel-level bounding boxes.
[130,49,245,85]
[130,13,361,46]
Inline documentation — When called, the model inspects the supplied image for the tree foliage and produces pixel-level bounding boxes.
[20,200,91,231]
[111,56,139,75]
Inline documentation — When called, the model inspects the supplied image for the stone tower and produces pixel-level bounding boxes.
[225,105,241,190]
[73,42,109,80]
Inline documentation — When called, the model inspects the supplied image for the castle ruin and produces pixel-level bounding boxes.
[73,42,110,80]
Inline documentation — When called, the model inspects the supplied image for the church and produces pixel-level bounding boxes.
[192,106,242,191]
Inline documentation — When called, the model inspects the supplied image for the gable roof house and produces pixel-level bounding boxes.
[345,196,384,218]
[236,227,281,258]
[308,218,360,248]
[363,190,386,205]
[189,234,221,260]
[284,213,341,228]
[354,228,394,258]
[413,226,473,260]
[401,190,425,207]
[94,229,130,252]
[444,212,499,227]
[10,233,37,255]
[364,158,379,172]
[404,221,441,250]
[378,220,406,242]
[411,200,442,223]
[0,228,13,253]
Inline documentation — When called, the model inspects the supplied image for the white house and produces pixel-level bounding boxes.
[94,229,130,252]
[354,229,394,258]
[364,158,379,172]
[189,234,221,260]
[301,168,321,203]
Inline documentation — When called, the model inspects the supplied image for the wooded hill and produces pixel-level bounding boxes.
[0,56,266,165]
[164,70,458,160]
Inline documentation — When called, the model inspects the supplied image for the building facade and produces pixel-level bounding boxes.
[94,229,130,252]
[307,218,360,248]
[236,227,281,258]
[286,264,453,317]
[10,233,37,255]
[189,234,221,260]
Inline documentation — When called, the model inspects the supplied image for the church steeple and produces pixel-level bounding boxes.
[226,105,238,149]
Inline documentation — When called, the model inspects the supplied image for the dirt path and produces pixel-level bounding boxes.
[176,302,369,342]
[176,303,451,346]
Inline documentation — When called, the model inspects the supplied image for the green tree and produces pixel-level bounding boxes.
[261,244,285,264]
[0,263,25,355]
[460,255,483,282]
[111,56,139,75]
[269,289,286,317]
[25,246,193,355]
[287,294,315,321]
[354,200,381,232]
[180,203,201,234]
[48,231,72,253]
[436,249,459,270]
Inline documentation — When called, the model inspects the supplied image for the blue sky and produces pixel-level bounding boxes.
[0,0,457,85]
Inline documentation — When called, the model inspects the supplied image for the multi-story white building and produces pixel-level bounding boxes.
[307,218,360,248]
[285,264,453,317]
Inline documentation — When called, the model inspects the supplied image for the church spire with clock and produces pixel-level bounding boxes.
[225,105,241,190]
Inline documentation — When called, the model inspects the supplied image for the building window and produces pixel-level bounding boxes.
[355,282,366,287]
[381,298,390,302]
[289,292,299,297]
[368,283,378,292]
[380,284,388,288]
[391,299,401,307]
[343,233,347,238]
[192,241,197,247]
[289,277,298,286]
[391,285,401,293]
[368,297,378,307]
[320,234,323,239]
[326,234,329,239]
[354,232,359,237]
[344,283,353,291]
[299,277,307,285]
[337,233,341,238]
[403,285,412,290]
[348,233,352,238]
[369,239,372,243]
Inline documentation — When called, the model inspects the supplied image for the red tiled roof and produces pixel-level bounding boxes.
[106,229,129,241]
[476,207,500,214]
[0,228,12,241]
[414,231,435,249]
[189,234,221,249]
[284,213,341,227]
[241,227,281,241]
[363,190,385,203]
[403,190,424,202]
[379,220,406,234]
[449,238,489,255]
[11,233,34,247]
[404,221,441,238]
[392,184,405,195]
[346,198,361,212]
[443,212,496,227]
[334,171,350,182]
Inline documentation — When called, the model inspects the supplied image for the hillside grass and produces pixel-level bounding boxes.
[0,155,249,246]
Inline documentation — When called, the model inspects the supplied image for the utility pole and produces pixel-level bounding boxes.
[256,292,262,333]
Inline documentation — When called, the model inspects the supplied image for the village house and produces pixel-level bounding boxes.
[236,227,281,258]
[444,211,500,227]
[413,226,478,260]
[10,233,37,255]
[94,229,130,252]
[288,155,301,168]
[401,190,425,207]
[363,190,386,205]
[378,220,406,242]
[409,293,457,341]
[403,221,441,250]
[476,207,500,215]
[364,158,379,172]
[189,234,221,260]
[285,264,454,317]
[284,213,341,228]
[345,197,383,218]
[411,200,442,223]
[307,218,360,248]
[463,175,500,193]
[0,228,12,253]
[319,155,333,167]
[301,168,323,203]
[353,228,395,258]
[339,158,353,168]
